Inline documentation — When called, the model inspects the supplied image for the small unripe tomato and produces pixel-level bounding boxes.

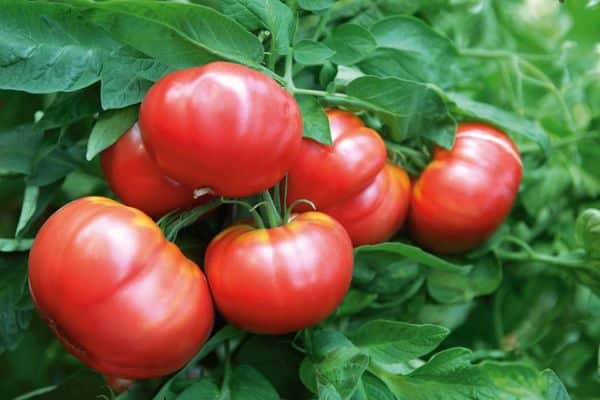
[324,163,411,246]
[28,197,214,379]
[205,212,353,334]
[101,123,204,218]
[139,61,303,197]
[287,109,386,210]
[410,123,523,254]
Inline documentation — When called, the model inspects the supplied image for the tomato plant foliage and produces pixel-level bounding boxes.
[1,0,599,399]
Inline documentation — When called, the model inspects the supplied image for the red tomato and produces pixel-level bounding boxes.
[139,62,303,197]
[410,123,523,254]
[28,197,214,379]
[324,163,411,246]
[205,212,353,334]
[101,123,205,218]
[286,109,386,210]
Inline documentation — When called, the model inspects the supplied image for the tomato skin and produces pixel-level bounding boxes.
[205,212,353,334]
[324,163,411,246]
[409,123,523,254]
[100,123,204,218]
[139,62,303,197]
[286,109,386,210]
[28,197,214,379]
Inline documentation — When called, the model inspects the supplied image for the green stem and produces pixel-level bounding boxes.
[519,131,600,154]
[494,248,587,269]
[303,329,313,355]
[261,190,282,227]
[311,10,331,41]
[218,342,232,400]
[159,197,223,242]
[220,198,265,229]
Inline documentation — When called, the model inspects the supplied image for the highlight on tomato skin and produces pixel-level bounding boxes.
[409,122,523,255]
[286,109,387,211]
[205,212,354,335]
[100,123,208,218]
[324,163,412,246]
[139,61,303,198]
[28,197,215,379]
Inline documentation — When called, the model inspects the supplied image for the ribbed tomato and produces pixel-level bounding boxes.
[139,62,303,197]
[324,163,411,246]
[101,123,205,218]
[205,212,353,334]
[286,109,386,210]
[410,123,523,254]
[28,197,214,379]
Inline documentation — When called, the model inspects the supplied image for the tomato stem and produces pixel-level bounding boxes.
[261,190,283,227]
[158,197,223,242]
[220,198,266,229]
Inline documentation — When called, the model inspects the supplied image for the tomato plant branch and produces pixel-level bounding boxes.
[519,131,600,153]
[220,198,266,229]
[158,197,223,242]
[261,190,283,227]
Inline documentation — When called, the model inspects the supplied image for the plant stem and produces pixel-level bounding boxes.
[261,190,282,227]
[519,131,600,154]
[220,198,266,229]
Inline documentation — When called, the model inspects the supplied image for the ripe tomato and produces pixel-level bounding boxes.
[28,197,214,379]
[205,212,353,334]
[101,123,205,218]
[410,123,523,254]
[139,62,303,197]
[286,109,386,210]
[324,163,411,246]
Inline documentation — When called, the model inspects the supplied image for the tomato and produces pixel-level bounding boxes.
[139,62,303,197]
[205,212,353,334]
[286,109,386,210]
[28,197,214,379]
[324,163,411,246]
[100,123,206,218]
[409,123,523,254]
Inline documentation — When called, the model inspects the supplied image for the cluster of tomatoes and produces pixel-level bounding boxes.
[27,62,522,382]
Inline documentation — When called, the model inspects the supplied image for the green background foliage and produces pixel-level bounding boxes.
[1,0,599,399]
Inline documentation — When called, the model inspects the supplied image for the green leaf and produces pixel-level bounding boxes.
[446,92,551,155]
[229,365,280,400]
[357,373,396,400]
[355,242,468,274]
[0,254,32,354]
[346,76,456,147]
[377,348,571,400]
[294,40,335,65]
[154,325,244,400]
[0,1,120,93]
[15,186,39,238]
[83,1,263,68]
[236,336,304,399]
[0,124,43,175]
[297,0,336,12]
[27,143,86,187]
[221,0,294,56]
[336,290,378,317]
[0,238,34,252]
[295,95,333,145]
[12,371,111,400]
[86,106,138,160]
[360,16,460,87]
[177,379,219,400]
[14,182,62,238]
[36,90,101,130]
[427,256,502,304]
[307,329,370,399]
[350,320,449,367]
[576,209,600,258]
[325,24,377,65]
[101,56,171,110]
